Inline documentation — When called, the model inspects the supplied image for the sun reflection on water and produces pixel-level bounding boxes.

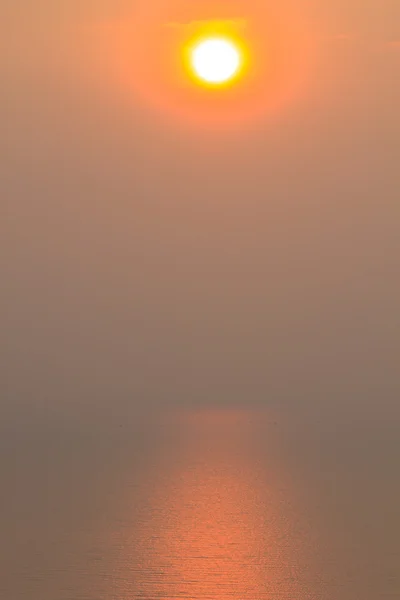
[123,409,312,599]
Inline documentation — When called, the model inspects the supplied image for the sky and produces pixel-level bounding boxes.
[1,0,399,424]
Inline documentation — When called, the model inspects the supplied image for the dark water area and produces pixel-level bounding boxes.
[1,406,399,599]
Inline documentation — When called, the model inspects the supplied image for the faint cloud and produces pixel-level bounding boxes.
[164,18,247,30]
[318,31,360,45]
[332,33,357,41]
[372,39,400,54]
[386,40,400,50]
[322,32,400,54]
[328,32,362,44]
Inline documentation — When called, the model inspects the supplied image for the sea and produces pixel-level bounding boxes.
[1,405,399,599]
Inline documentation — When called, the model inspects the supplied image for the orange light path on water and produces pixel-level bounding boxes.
[124,409,313,599]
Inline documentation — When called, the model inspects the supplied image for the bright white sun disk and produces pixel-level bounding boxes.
[191,38,241,84]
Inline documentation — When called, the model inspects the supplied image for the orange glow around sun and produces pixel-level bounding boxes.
[88,0,314,128]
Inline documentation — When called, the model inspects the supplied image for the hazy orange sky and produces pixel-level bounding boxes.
[2,0,399,422]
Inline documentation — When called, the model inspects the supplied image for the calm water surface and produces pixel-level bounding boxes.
[1,407,399,599]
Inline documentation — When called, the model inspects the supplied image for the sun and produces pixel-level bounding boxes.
[189,37,243,86]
